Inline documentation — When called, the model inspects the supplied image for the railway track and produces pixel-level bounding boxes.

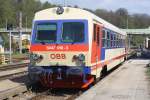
[0,75,84,100]
[0,63,28,81]
[0,61,126,100]
[11,63,124,100]
[0,62,28,71]
[5,87,83,100]
[30,88,83,100]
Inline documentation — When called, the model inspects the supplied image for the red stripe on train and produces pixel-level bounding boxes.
[91,53,126,71]
[30,44,89,51]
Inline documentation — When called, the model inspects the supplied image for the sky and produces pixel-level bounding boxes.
[40,0,150,15]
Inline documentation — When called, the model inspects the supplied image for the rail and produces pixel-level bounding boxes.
[0,62,28,80]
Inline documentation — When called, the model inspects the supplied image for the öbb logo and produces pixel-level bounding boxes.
[50,54,66,59]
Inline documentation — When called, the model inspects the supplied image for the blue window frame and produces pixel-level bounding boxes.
[31,20,88,44]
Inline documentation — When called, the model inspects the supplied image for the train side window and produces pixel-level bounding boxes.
[113,34,115,47]
[107,31,110,48]
[116,34,118,47]
[102,29,106,47]
[120,35,122,47]
[93,24,96,41]
[114,34,116,48]
[119,35,121,47]
[118,35,120,47]
[111,33,113,48]
[116,34,119,48]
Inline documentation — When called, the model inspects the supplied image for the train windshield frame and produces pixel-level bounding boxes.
[35,23,57,43]
[61,22,85,43]
[32,20,88,44]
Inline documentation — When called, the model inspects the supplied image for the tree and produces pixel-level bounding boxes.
[0,0,15,27]
[42,1,55,9]
[115,8,128,28]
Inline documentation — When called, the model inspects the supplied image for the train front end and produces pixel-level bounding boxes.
[28,7,93,89]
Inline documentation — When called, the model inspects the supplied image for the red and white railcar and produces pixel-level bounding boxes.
[29,7,127,89]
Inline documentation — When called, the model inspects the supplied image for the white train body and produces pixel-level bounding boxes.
[29,7,127,88]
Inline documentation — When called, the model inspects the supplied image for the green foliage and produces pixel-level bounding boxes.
[0,0,55,28]
[0,0,15,27]
[131,35,145,46]
[0,1,149,48]
[0,0,150,29]
[94,8,150,29]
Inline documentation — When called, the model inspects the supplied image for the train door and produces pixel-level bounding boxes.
[91,23,102,74]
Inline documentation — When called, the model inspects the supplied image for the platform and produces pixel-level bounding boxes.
[76,59,150,100]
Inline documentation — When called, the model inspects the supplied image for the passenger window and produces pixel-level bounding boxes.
[113,34,115,47]
[111,33,113,47]
[114,34,116,47]
[116,34,119,47]
[107,31,110,48]
[119,35,121,47]
[102,29,106,47]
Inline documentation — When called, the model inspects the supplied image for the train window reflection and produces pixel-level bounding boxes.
[35,23,57,42]
[62,22,84,43]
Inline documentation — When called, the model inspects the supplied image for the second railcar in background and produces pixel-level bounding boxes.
[28,7,127,89]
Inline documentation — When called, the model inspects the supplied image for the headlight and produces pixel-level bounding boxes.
[30,53,43,63]
[72,54,85,66]
[78,54,85,61]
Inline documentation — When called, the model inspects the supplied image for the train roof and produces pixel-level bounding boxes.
[34,7,126,36]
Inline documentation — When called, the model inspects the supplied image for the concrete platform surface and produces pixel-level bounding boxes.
[76,59,150,100]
